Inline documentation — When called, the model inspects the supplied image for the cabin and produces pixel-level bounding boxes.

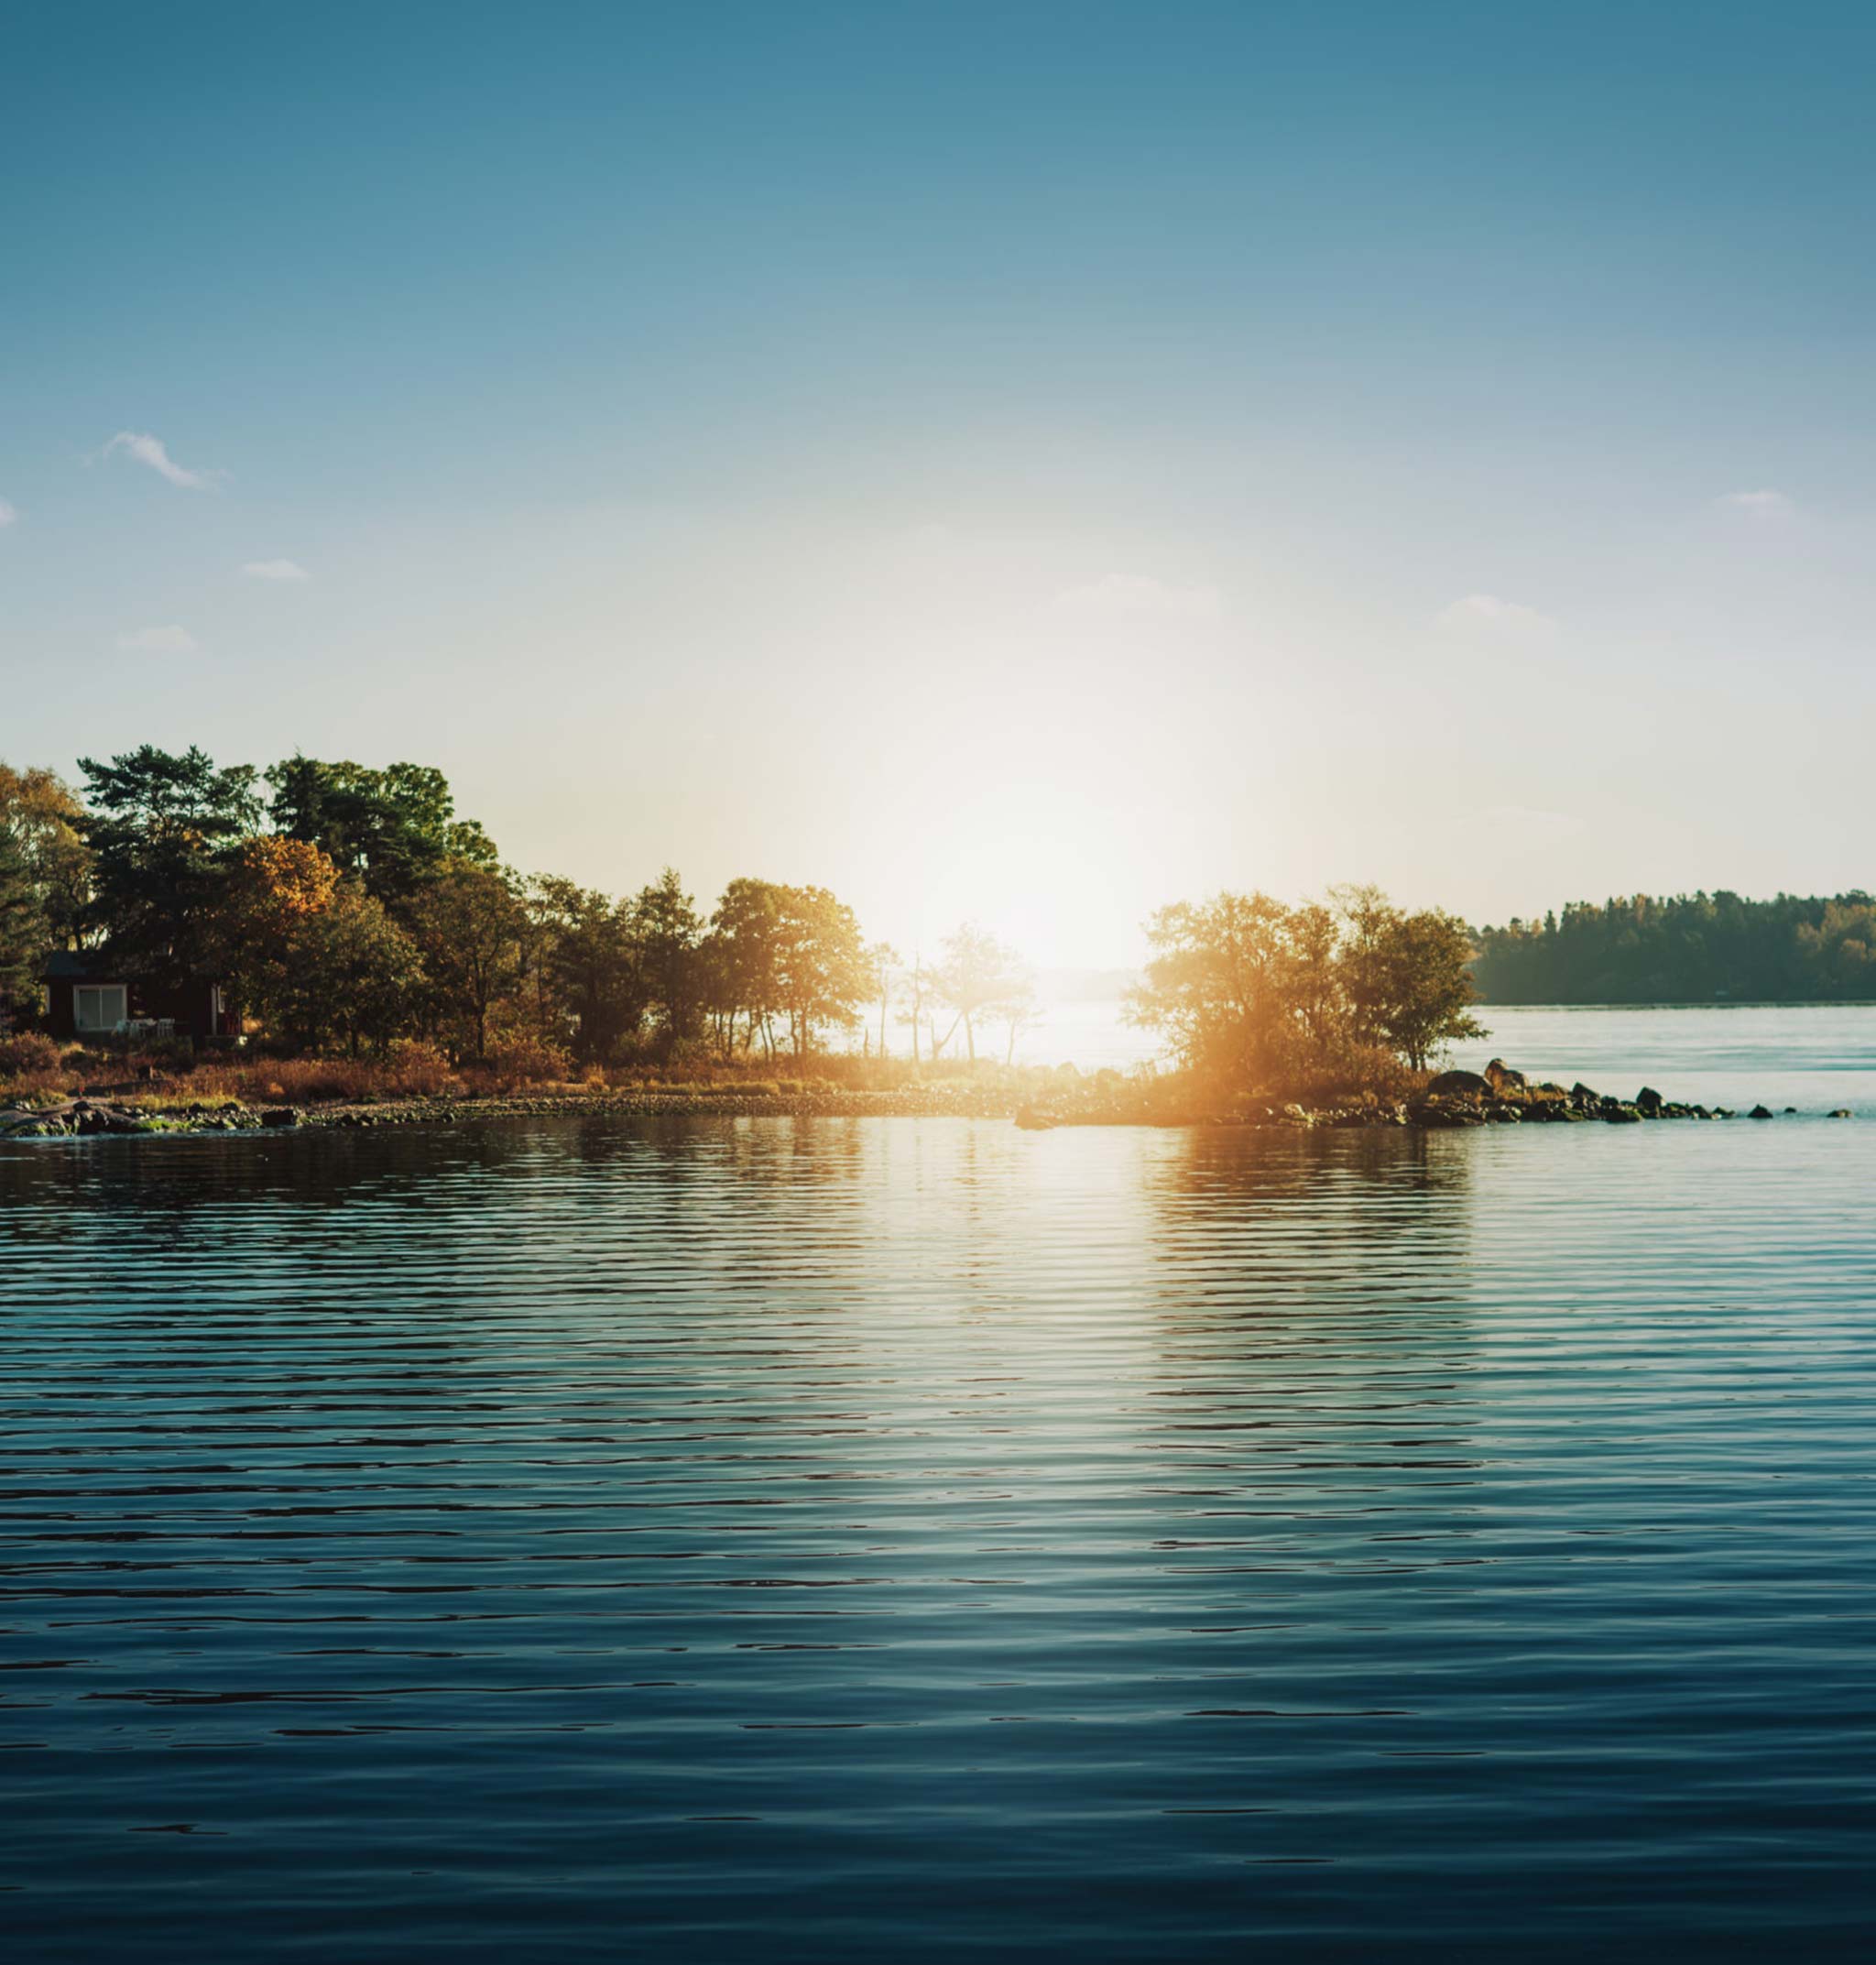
[41,950,242,1045]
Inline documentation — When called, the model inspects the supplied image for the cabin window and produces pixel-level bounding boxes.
[73,985,127,1032]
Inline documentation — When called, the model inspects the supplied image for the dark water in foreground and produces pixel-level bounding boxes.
[4,1114,1875,1960]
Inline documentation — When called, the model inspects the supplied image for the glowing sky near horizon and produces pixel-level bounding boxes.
[6,3,1876,966]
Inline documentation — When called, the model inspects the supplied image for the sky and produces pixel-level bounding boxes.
[5,2,1876,966]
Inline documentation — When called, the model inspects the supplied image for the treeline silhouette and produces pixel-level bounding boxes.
[2,747,1490,1101]
[1473,892,1876,1003]
[0,746,1038,1070]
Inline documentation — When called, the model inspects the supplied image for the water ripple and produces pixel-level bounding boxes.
[3,1116,1875,1960]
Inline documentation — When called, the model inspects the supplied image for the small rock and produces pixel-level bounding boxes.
[260,1108,300,1129]
[1828,1108,1853,1119]
[1749,1105,1774,1119]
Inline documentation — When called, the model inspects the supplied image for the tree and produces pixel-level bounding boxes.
[933,923,1028,1063]
[77,746,260,983]
[0,763,93,950]
[1336,888,1483,1069]
[409,859,529,1059]
[218,837,340,949]
[1379,910,1486,1068]
[0,814,44,1020]
[998,976,1042,1064]
[1473,888,1876,1005]
[1123,891,1301,1085]
[207,839,420,1053]
[867,942,900,1058]
[530,877,645,1063]
[896,950,935,1064]
[286,886,423,1055]
[706,877,786,1057]
[267,756,493,910]
[1127,886,1482,1088]
[632,868,704,1052]
[769,885,871,1056]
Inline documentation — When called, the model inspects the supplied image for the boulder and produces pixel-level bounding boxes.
[1569,1082,1599,1105]
[1427,1069,1490,1100]
[1828,1108,1853,1119]
[1604,1106,1642,1123]
[1636,1086,1663,1113]
[1484,1058,1527,1097]
[260,1108,300,1129]
[1749,1105,1774,1119]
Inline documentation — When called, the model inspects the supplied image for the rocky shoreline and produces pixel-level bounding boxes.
[1015,1059,1855,1130]
[0,1057,1854,1141]
[0,1080,1028,1139]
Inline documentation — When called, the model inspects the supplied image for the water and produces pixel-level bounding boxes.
[5,1031,1876,1960]
[1447,1003,1876,1114]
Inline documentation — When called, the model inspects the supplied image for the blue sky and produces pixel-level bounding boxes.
[5,3,1875,963]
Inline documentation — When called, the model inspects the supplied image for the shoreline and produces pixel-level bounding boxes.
[2,1070,1848,1140]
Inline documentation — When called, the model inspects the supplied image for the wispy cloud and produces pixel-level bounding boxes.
[1717,489,1794,515]
[99,431,224,490]
[241,558,310,582]
[0,498,16,529]
[115,624,200,654]
[1434,593,1560,638]
[1049,573,1223,621]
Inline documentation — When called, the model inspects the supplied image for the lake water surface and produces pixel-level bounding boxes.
[5,1021,1876,1959]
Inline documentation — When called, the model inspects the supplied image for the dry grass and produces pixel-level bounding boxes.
[0,1036,1094,1111]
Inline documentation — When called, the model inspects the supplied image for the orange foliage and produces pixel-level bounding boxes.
[226,836,339,941]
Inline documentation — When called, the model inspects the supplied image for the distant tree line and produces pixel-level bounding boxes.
[0,747,1038,1068]
[1473,892,1876,1003]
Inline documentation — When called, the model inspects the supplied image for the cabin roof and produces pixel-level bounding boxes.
[42,949,126,981]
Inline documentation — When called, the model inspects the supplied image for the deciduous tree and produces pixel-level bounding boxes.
[410,859,529,1060]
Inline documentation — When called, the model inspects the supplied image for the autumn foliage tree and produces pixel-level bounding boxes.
[0,813,43,1020]
[210,838,420,1054]
[0,763,92,951]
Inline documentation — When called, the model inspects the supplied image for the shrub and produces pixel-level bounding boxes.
[382,1039,459,1095]
[0,1032,62,1080]
[480,1033,573,1085]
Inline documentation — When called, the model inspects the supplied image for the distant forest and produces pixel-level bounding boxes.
[1472,892,1876,1004]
